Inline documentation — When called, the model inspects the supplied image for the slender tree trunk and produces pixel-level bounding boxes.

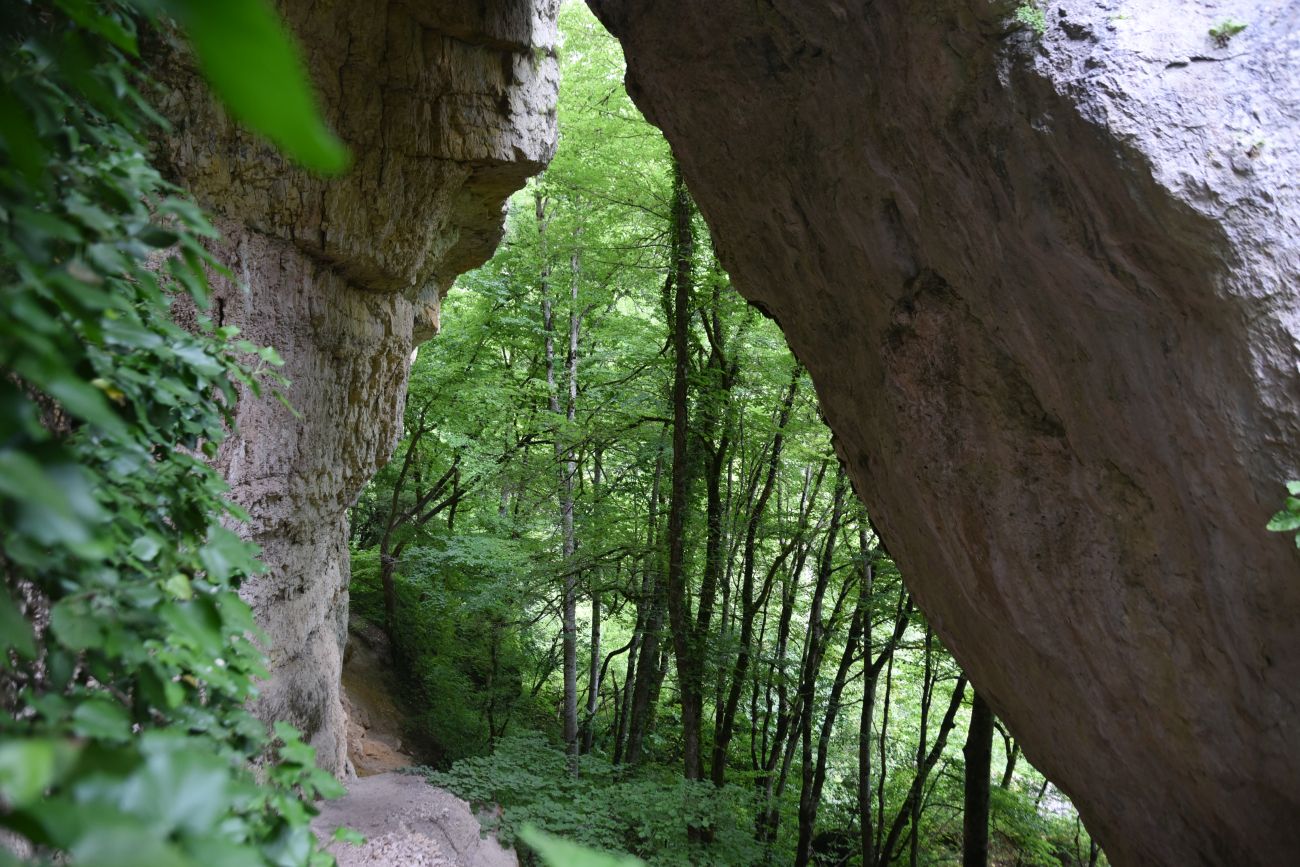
[625,433,666,765]
[1000,731,1020,789]
[539,194,580,772]
[663,160,703,781]
[859,554,878,867]
[963,691,994,867]
[909,628,934,867]
[712,369,798,785]
[795,570,866,866]
[768,472,848,850]
[582,590,601,753]
[582,456,604,755]
[876,631,896,861]
[859,543,912,867]
[754,463,825,845]
[879,672,969,866]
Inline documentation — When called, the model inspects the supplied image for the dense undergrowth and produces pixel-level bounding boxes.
[0,1,346,863]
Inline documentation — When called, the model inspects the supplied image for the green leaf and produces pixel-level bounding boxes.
[53,0,140,55]
[0,739,79,808]
[71,698,132,740]
[163,573,194,601]
[200,527,263,582]
[0,588,37,659]
[130,536,162,562]
[1266,511,1300,533]
[331,826,365,846]
[1285,480,1300,496]
[50,597,107,651]
[518,826,645,867]
[159,0,350,174]
[115,739,234,836]
[12,357,127,437]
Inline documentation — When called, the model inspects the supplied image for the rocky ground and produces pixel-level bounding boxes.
[310,627,516,866]
[312,773,516,867]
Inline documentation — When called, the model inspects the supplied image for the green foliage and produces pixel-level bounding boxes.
[0,0,346,863]
[1209,19,1247,47]
[1266,481,1300,546]
[426,733,763,866]
[1014,2,1048,36]
[350,546,541,764]
[518,826,644,867]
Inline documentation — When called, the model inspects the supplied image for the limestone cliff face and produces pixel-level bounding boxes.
[589,1,1300,863]
[155,0,557,775]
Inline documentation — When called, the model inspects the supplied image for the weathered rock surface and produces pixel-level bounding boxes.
[589,1,1300,864]
[342,624,417,777]
[154,0,558,775]
[312,773,516,867]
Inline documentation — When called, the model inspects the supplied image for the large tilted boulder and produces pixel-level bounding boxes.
[588,1,1300,864]
[153,0,558,775]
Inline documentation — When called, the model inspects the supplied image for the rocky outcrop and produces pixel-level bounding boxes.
[589,1,1300,864]
[312,773,516,867]
[154,0,557,775]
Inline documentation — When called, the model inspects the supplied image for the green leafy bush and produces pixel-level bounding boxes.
[1266,481,1300,546]
[350,544,541,765]
[0,1,347,863]
[1014,2,1048,36]
[425,732,764,866]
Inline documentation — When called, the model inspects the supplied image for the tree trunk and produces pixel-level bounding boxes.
[625,431,666,765]
[878,671,969,866]
[1000,731,1020,789]
[859,544,912,867]
[712,368,798,785]
[795,562,866,867]
[963,691,994,867]
[539,193,580,773]
[664,160,703,782]
[584,588,601,754]
[876,628,896,860]
[909,629,934,867]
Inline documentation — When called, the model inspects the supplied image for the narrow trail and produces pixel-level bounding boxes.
[340,624,418,776]
[311,625,516,866]
[312,774,515,867]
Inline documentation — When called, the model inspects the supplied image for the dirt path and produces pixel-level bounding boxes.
[312,773,516,867]
[341,624,418,776]
[312,625,516,865]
